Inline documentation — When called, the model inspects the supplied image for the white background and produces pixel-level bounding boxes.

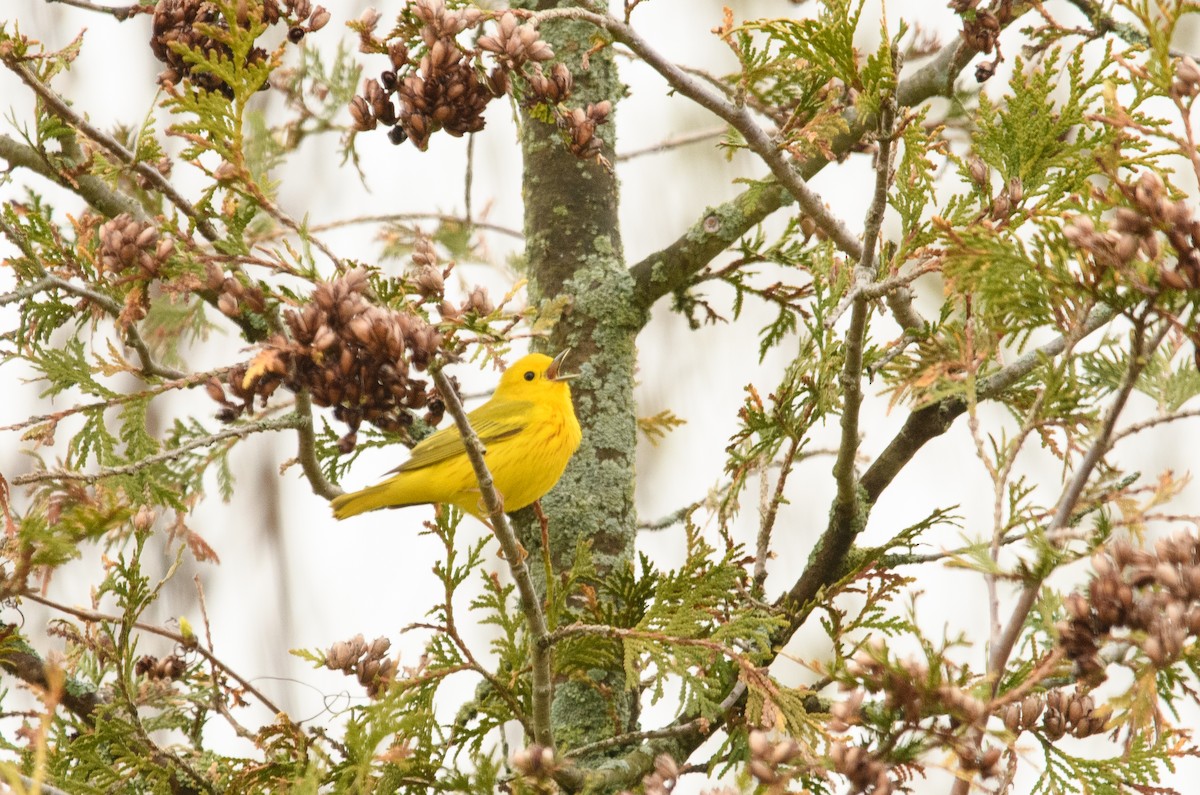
[2,1,1199,792]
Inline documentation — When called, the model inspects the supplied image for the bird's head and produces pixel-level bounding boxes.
[494,350,578,400]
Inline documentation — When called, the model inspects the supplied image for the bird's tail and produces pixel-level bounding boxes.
[331,482,412,520]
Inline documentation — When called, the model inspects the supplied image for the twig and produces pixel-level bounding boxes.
[542,624,758,672]
[259,212,525,241]
[14,774,74,795]
[13,415,301,485]
[293,389,340,500]
[986,319,1167,683]
[825,258,939,328]
[638,447,842,531]
[616,126,728,162]
[41,274,186,380]
[21,592,293,723]
[427,521,533,734]
[625,3,1021,319]
[465,132,475,225]
[753,438,801,598]
[0,276,55,307]
[44,0,148,19]
[1060,0,1190,58]
[192,575,254,740]
[0,368,229,434]
[819,81,899,619]
[859,303,1116,503]
[430,366,554,748]
[237,177,344,272]
[563,681,744,760]
[779,304,1118,638]
[1111,406,1200,443]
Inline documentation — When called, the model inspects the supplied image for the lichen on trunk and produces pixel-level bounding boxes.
[514,0,642,763]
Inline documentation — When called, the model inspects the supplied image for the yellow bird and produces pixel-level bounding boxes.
[330,351,582,520]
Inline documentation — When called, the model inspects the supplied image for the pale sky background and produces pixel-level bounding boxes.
[2,1,1199,792]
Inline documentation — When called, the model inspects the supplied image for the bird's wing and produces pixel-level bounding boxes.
[389,399,532,474]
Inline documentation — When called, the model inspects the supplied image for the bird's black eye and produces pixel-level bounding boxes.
[524,371,535,381]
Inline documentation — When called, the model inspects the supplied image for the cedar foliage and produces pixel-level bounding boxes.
[2,1,1200,793]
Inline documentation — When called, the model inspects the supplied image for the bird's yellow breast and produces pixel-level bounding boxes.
[479,397,581,513]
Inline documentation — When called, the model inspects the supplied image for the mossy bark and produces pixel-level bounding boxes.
[513,0,641,767]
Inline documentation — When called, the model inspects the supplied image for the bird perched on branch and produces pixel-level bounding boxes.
[330,351,581,520]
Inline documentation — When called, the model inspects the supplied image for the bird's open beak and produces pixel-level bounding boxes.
[546,349,579,381]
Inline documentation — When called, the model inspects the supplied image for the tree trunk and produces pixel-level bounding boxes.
[516,0,642,758]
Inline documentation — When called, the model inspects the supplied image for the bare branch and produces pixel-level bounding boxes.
[947,317,1170,795]
[803,80,899,627]
[429,366,554,749]
[753,438,801,598]
[44,0,148,20]
[0,369,228,434]
[859,303,1117,504]
[778,303,1117,637]
[616,126,728,163]
[260,212,525,241]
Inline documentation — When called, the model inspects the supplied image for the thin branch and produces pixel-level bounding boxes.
[44,274,186,380]
[1,59,219,242]
[21,593,293,723]
[800,82,898,628]
[261,212,525,241]
[44,0,148,20]
[14,774,74,795]
[753,438,801,598]
[563,681,745,760]
[12,415,301,485]
[779,303,1117,637]
[0,276,56,308]
[825,258,939,328]
[237,175,344,271]
[638,447,842,531]
[293,389,340,500]
[1060,0,1188,57]
[0,368,228,434]
[986,319,1167,683]
[429,366,554,748]
[1110,406,1200,444]
[859,303,1116,504]
[616,126,728,162]
[465,131,476,225]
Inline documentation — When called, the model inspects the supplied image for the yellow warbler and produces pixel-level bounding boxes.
[331,351,582,520]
